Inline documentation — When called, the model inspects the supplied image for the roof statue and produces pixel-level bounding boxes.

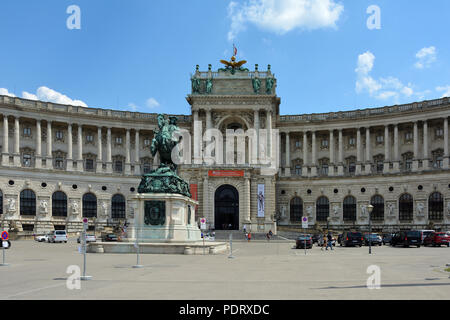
[219,45,249,74]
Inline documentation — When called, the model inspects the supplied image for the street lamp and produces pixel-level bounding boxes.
[326,216,331,232]
[367,204,374,254]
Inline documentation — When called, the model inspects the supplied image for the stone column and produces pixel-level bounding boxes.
[329,130,335,176]
[66,123,73,171]
[203,176,209,222]
[254,109,260,161]
[285,132,291,177]
[444,118,449,168]
[266,109,272,159]
[302,131,308,177]
[365,127,371,173]
[96,127,103,172]
[77,124,83,172]
[35,120,42,169]
[46,121,53,169]
[125,129,131,175]
[193,110,201,164]
[412,121,419,171]
[310,131,317,176]
[422,121,429,170]
[337,129,344,176]
[106,127,112,173]
[393,124,400,172]
[244,177,251,223]
[383,125,390,173]
[356,128,362,175]
[2,115,9,166]
[134,130,140,175]
[13,117,20,166]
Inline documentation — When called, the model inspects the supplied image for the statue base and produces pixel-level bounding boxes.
[87,193,228,255]
[137,167,191,198]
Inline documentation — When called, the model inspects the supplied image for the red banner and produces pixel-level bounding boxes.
[208,170,245,177]
[190,184,198,201]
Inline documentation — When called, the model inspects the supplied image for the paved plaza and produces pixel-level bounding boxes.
[0,238,449,300]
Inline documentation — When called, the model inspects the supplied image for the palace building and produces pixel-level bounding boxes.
[1,60,450,234]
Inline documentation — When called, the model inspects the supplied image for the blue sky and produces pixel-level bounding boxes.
[0,0,449,115]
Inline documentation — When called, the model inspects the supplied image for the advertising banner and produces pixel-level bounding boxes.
[257,184,265,218]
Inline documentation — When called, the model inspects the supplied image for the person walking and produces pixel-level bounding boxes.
[326,232,334,250]
[321,233,327,251]
[247,232,251,242]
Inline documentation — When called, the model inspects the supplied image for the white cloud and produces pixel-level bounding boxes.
[146,98,160,109]
[128,103,138,112]
[414,46,436,69]
[436,86,450,98]
[227,0,344,41]
[22,91,38,100]
[0,88,16,97]
[355,51,415,101]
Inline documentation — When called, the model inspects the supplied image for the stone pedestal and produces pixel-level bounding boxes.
[130,193,201,243]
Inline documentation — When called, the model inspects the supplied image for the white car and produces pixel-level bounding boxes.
[49,230,68,243]
[77,234,96,243]
[34,234,48,242]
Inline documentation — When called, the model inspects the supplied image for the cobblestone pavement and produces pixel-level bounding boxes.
[0,239,449,300]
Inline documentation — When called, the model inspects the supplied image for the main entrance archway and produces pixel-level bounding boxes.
[214,185,239,230]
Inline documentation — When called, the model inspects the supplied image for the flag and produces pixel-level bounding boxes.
[233,44,237,56]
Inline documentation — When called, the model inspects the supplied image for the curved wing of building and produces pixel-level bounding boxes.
[1,61,449,234]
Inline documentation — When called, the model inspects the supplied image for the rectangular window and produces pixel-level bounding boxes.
[56,131,64,140]
[405,132,413,141]
[295,165,302,176]
[321,139,328,148]
[376,135,384,143]
[143,163,152,174]
[23,154,32,167]
[55,157,64,169]
[115,137,123,144]
[144,139,151,146]
[86,135,94,143]
[114,160,123,172]
[85,159,94,171]
[23,127,31,136]
[348,162,356,174]
[405,159,412,171]
[295,140,301,148]
[436,128,444,137]
[348,137,356,146]
[376,161,384,173]
[321,164,328,176]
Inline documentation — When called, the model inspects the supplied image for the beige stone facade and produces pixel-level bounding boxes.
[1,63,449,234]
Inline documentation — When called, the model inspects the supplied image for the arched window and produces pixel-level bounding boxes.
[316,196,329,222]
[343,196,356,222]
[428,192,443,220]
[399,194,413,221]
[0,190,3,215]
[371,195,384,221]
[290,197,303,223]
[52,191,67,217]
[82,193,97,218]
[20,189,36,215]
[111,194,126,219]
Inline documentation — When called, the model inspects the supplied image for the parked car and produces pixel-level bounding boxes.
[1,240,11,249]
[103,234,118,242]
[49,230,68,243]
[340,232,363,247]
[382,233,393,245]
[363,233,382,246]
[311,234,321,244]
[391,231,421,248]
[423,232,450,247]
[296,234,313,249]
[419,230,435,244]
[34,234,48,242]
[77,234,96,243]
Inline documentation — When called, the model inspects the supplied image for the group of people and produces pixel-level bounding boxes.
[320,232,334,251]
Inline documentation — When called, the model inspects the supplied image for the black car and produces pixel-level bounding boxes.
[103,234,118,242]
[363,234,382,246]
[391,231,421,248]
[382,233,393,245]
[296,235,313,249]
[340,232,363,247]
[311,234,321,244]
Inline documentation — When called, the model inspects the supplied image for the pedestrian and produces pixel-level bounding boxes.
[247,232,251,242]
[268,230,273,238]
[326,232,334,250]
[321,233,327,251]
[245,232,248,240]
[243,224,247,234]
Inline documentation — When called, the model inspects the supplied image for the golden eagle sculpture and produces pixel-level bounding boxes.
[219,56,249,74]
